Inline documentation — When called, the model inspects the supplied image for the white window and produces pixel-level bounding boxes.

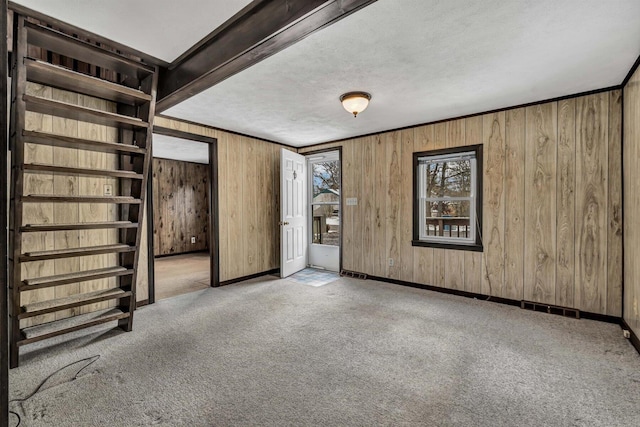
[413,145,482,251]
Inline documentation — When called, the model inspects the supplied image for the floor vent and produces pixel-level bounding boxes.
[521,301,580,319]
[340,270,367,280]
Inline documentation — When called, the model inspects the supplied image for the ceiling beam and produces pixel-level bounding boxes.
[156,0,378,112]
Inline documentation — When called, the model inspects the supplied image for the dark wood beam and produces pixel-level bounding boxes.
[156,0,378,112]
[1,1,9,425]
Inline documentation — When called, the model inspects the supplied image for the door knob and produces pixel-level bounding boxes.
[279,221,290,226]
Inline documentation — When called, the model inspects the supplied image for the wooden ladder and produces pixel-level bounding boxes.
[8,15,157,367]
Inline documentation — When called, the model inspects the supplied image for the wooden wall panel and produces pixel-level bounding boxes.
[399,130,414,282]
[463,116,483,294]
[361,137,375,276]
[155,116,286,283]
[412,125,435,286]
[342,141,355,271]
[607,90,622,317]
[351,138,364,274]
[555,99,576,308]
[385,131,401,279]
[373,134,387,277]
[504,108,525,300]
[152,158,209,256]
[482,112,506,296]
[575,94,608,313]
[524,103,557,304]
[302,90,620,316]
[624,67,640,335]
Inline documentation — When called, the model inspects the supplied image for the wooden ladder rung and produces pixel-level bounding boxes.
[25,21,154,79]
[23,130,146,155]
[24,94,149,130]
[25,57,152,106]
[19,287,130,319]
[20,244,135,262]
[21,195,141,204]
[24,163,144,179]
[21,221,138,232]
[21,266,133,291]
[19,308,129,346]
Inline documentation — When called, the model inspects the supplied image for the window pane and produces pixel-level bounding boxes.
[312,161,341,201]
[425,159,472,199]
[312,204,340,246]
[425,200,472,238]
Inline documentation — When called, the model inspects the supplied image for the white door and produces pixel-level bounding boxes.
[280,148,307,277]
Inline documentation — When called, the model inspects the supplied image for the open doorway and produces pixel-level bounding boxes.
[307,150,341,272]
[148,127,218,302]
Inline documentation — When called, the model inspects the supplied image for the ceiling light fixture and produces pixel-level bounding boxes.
[340,91,371,118]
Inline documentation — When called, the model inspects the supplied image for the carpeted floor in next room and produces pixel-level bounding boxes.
[8,275,640,426]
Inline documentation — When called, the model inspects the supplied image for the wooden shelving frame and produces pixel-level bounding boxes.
[8,14,157,367]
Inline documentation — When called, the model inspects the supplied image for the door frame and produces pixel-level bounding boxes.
[147,126,219,305]
[303,147,343,273]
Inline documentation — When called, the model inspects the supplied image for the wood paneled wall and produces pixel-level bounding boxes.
[153,117,291,283]
[20,82,132,324]
[152,158,209,256]
[624,67,640,336]
[300,90,622,316]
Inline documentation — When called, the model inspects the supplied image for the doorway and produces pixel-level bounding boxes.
[307,150,341,272]
[147,126,218,303]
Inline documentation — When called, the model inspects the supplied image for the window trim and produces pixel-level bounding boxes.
[412,144,483,252]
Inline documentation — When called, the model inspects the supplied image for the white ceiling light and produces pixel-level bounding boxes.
[340,91,371,117]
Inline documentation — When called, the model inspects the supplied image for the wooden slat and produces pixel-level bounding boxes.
[20,287,129,319]
[556,99,576,307]
[22,195,141,204]
[24,163,143,179]
[412,125,435,286]
[25,58,152,105]
[463,116,483,294]
[25,21,153,78]
[22,266,132,291]
[373,134,387,277]
[504,108,526,300]
[482,112,505,297]
[24,95,149,130]
[607,90,623,317]
[361,136,375,276]
[575,93,608,313]
[20,244,135,262]
[23,130,146,155]
[19,308,129,345]
[385,131,401,279]
[21,221,137,232]
[524,103,557,304]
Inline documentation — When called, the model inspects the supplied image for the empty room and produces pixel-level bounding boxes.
[1,1,640,426]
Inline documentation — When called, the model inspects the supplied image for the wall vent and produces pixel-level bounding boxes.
[521,301,580,319]
[340,270,367,280]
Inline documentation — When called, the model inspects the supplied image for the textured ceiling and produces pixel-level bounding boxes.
[153,134,209,164]
[11,0,253,62]
[11,0,640,148]
[164,0,640,146]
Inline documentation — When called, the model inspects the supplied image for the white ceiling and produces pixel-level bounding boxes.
[164,0,640,146]
[12,0,640,147]
[12,0,253,62]
[153,134,209,164]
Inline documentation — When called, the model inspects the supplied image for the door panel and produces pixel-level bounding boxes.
[281,148,307,277]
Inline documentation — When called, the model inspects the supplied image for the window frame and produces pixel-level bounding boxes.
[412,144,483,252]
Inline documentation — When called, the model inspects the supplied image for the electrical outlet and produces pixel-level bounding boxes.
[388,258,394,267]
[103,184,113,196]
[191,237,196,244]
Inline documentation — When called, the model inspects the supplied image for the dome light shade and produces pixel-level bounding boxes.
[340,92,371,117]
